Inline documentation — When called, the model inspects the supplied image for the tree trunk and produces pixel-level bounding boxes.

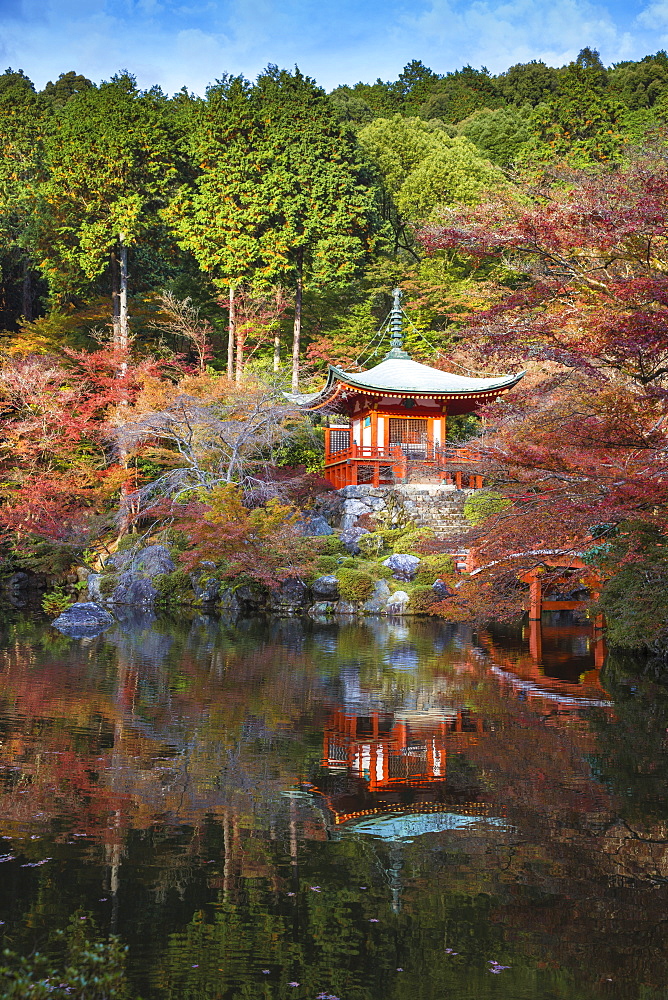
[273,285,281,372]
[111,250,121,345]
[21,259,33,321]
[273,330,281,372]
[119,234,129,350]
[235,319,244,383]
[291,250,303,392]
[228,285,235,379]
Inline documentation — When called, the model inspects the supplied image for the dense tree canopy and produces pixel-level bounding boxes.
[3,49,668,649]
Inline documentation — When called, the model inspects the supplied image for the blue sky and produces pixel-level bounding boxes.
[1,0,666,94]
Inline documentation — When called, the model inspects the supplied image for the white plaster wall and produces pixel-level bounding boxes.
[433,420,442,445]
[362,422,372,447]
[352,419,361,445]
[377,416,385,447]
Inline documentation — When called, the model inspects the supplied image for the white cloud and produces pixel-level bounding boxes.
[0,0,664,95]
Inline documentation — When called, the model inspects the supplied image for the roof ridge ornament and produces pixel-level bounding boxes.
[385,287,411,360]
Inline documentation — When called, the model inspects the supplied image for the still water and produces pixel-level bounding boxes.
[0,607,667,999]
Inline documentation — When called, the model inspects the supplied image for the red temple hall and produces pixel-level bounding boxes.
[288,289,525,489]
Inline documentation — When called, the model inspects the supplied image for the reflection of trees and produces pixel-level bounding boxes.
[4,613,668,997]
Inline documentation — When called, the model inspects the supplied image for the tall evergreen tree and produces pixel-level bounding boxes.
[38,73,181,345]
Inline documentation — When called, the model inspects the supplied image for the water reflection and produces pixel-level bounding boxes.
[1,609,668,998]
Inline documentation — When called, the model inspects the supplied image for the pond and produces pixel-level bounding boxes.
[0,606,667,999]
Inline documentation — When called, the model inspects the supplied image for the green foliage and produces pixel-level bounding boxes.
[41,588,73,616]
[315,555,338,574]
[0,909,129,999]
[415,553,455,584]
[313,535,345,556]
[598,524,668,649]
[395,527,435,552]
[447,412,481,442]
[409,584,438,613]
[98,573,119,597]
[463,490,511,525]
[153,569,196,606]
[523,48,626,166]
[273,423,325,473]
[496,60,559,106]
[359,116,507,225]
[457,106,532,167]
[336,567,375,601]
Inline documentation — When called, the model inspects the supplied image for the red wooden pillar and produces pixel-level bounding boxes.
[529,617,542,660]
[528,571,542,621]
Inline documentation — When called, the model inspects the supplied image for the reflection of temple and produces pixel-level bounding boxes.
[312,706,490,830]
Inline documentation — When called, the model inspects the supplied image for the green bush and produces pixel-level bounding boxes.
[42,588,73,616]
[314,534,345,556]
[337,568,375,602]
[393,527,434,553]
[115,533,139,553]
[99,573,119,597]
[357,532,386,558]
[0,908,129,999]
[415,553,455,584]
[316,555,339,574]
[340,557,358,568]
[153,570,196,606]
[409,585,438,614]
[463,490,510,525]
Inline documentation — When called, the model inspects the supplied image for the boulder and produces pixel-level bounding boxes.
[108,572,158,607]
[432,579,454,599]
[131,545,175,577]
[386,590,410,615]
[362,579,391,615]
[382,553,421,582]
[340,498,373,531]
[339,485,375,498]
[218,587,242,617]
[191,574,221,604]
[269,578,311,614]
[340,527,370,555]
[51,602,115,637]
[312,575,340,601]
[308,601,336,617]
[335,600,358,615]
[299,515,334,536]
[86,573,104,602]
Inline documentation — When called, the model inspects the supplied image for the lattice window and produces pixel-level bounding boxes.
[329,428,351,454]
[389,418,428,444]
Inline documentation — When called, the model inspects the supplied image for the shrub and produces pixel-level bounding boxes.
[395,527,435,553]
[316,555,339,574]
[409,585,438,614]
[340,557,358,568]
[315,534,345,556]
[115,533,139,552]
[357,532,388,558]
[337,568,375,602]
[42,588,73,616]
[99,573,119,597]
[463,490,510,525]
[153,570,196,606]
[415,553,455,584]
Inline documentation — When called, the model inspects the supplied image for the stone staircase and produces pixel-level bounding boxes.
[394,485,472,569]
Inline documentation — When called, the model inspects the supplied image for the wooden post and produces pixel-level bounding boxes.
[529,618,542,660]
[528,571,542,621]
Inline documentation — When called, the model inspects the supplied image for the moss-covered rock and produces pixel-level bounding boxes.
[153,570,196,606]
[415,553,455,584]
[337,568,376,602]
[409,585,439,614]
